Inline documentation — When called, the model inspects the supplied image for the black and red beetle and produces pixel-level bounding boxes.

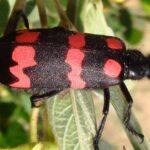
[0,21,149,149]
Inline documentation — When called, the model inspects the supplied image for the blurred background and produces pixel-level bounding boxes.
[0,0,150,149]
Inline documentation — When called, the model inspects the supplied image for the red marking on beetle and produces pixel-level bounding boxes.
[16,31,40,43]
[69,33,85,48]
[106,37,123,50]
[9,46,37,88]
[65,48,85,88]
[104,59,121,78]
[66,33,86,88]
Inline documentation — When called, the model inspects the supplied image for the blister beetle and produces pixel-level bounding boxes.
[0,23,149,149]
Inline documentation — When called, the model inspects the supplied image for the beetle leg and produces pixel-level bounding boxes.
[120,82,144,142]
[94,88,110,150]
[30,91,59,107]
[20,12,29,29]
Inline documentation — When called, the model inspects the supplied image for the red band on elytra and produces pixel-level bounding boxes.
[9,46,37,88]
[69,33,85,48]
[65,48,85,88]
[16,31,40,43]
[106,37,124,50]
[66,33,86,89]
[104,59,122,78]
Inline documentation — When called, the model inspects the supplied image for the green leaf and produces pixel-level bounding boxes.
[25,0,36,16]
[0,102,16,132]
[141,0,150,16]
[66,0,114,34]
[0,121,28,147]
[80,0,114,34]
[47,90,96,150]
[4,142,58,150]
[0,0,9,34]
[124,27,143,44]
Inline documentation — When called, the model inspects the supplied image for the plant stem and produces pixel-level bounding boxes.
[30,107,40,143]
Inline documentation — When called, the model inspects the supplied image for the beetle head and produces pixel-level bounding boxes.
[123,50,150,80]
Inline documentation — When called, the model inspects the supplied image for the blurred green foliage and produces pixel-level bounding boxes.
[0,0,150,149]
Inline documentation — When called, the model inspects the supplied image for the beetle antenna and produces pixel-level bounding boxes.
[21,12,29,29]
